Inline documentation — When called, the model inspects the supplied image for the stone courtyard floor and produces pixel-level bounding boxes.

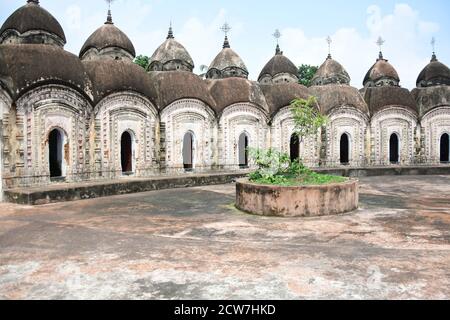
[0,175,449,300]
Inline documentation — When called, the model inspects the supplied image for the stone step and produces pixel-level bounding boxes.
[4,172,250,205]
[4,166,450,205]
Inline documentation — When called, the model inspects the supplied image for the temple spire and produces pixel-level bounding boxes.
[106,10,113,24]
[221,23,232,49]
[167,22,174,39]
[431,37,437,62]
[326,36,332,59]
[273,29,282,55]
[105,0,114,24]
[376,36,385,60]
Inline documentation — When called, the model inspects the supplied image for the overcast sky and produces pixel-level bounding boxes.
[1,0,449,89]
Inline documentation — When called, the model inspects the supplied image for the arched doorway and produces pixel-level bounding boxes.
[183,132,194,171]
[290,134,300,162]
[121,131,133,174]
[238,133,249,168]
[389,133,400,164]
[49,128,64,178]
[340,133,350,165]
[440,133,449,163]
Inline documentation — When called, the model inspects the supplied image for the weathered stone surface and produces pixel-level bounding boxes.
[236,179,358,217]
[4,172,249,205]
[80,21,136,61]
[0,1,66,46]
[0,175,449,300]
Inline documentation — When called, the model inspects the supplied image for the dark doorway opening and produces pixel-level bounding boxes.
[340,133,350,165]
[49,129,63,178]
[440,133,449,163]
[183,132,194,171]
[290,134,300,162]
[390,133,400,164]
[239,133,249,168]
[121,131,133,174]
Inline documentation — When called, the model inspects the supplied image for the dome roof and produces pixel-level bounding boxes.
[258,46,298,82]
[0,0,66,44]
[416,54,450,87]
[0,44,92,101]
[83,60,157,104]
[260,83,311,116]
[363,53,400,87]
[362,86,417,115]
[207,36,248,79]
[149,28,194,71]
[311,55,351,86]
[207,78,268,114]
[148,71,215,110]
[80,12,135,59]
[309,84,368,115]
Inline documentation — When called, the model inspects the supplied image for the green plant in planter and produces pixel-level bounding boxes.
[248,97,345,186]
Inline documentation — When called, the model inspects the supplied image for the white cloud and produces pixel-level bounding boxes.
[277,3,439,89]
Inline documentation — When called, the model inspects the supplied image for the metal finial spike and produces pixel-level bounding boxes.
[273,29,281,44]
[105,0,115,10]
[275,44,281,55]
[167,22,174,39]
[221,23,232,37]
[106,10,113,24]
[376,36,385,59]
[221,23,232,48]
[223,36,230,49]
[430,37,437,61]
[326,36,332,59]
[105,0,115,24]
[431,53,437,62]
[273,29,282,54]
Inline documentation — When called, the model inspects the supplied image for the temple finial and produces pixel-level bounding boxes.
[167,22,174,39]
[27,0,39,4]
[106,10,113,24]
[326,36,332,59]
[273,29,282,55]
[376,36,385,60]
[431,37,438,62]
[221,23,232,49]
[105,0,115,24]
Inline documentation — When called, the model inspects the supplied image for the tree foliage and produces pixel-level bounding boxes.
[298,64,318,87]
[248,97,330,185]
[290,96,327,143]
[134,55,150,70]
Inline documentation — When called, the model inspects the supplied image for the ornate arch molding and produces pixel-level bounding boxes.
[326,106,370,167]
[219,103,269,123]
[13,85,91,185]
[421,106,450,163]
[16,85,91,115]
[94,91,158,119]
[371,106,418,165]
[161,99,216,121]
[94,92,159,177]
[160,99,217,172]
[0,88,12,116]
[219,103,269,168]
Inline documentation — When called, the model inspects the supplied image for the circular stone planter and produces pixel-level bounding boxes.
[236,179,359,217]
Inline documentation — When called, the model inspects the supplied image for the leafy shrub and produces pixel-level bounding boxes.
[247,97,345,186]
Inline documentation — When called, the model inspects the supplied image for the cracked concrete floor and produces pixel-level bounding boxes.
[0,175,449,300]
